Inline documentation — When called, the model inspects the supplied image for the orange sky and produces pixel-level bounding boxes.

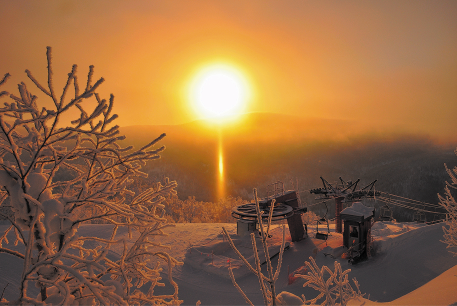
[1,1,457,140]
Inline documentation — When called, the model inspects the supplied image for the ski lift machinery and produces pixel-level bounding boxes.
[379,194,394,221]
[232,181,308,241]
[413,205,426,223]
[310,177,380,234]
[315,201,330,240]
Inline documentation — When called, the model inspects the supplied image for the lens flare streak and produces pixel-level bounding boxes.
[217,132,225,200]
[218,152,224,179]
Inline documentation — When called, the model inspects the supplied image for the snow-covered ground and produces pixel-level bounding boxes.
[1,221,456,305]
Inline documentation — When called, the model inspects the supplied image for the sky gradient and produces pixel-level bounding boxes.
[1,1,457,140]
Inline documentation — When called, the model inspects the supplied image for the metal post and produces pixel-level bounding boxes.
[335,197,343,233]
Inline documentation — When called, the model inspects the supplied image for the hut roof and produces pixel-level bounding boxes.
[341,202,374,220]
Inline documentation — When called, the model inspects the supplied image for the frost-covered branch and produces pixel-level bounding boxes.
[223,188,285,306]
[0,47,182,305]
[439,160,457,255]
[0,247,24,259]
[294,256,364,306]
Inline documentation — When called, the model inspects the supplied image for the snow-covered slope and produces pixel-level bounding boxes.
[1,221,456,305]
[349,264,457,306]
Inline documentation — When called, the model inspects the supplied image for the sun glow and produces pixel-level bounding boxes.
[217,131,225,200]
[218,152,224,179]
[189,64,250,120]
[187,63,252,201]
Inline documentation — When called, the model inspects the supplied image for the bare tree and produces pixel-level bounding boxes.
[0,47,181,305]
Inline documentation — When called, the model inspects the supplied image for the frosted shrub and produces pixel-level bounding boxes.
[215,196,245,223]
[165,196,211,223]
[439,155,457,255]
[165,195,243,223]
[302,211,319,226]
[0,47,181,305]
[293,256,364,306]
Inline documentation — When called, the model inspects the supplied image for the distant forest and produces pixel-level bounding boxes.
[120,113,457,223]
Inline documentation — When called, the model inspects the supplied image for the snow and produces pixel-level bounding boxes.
[184,226,289,279]
[371,220,428,253]
[276,291,305,305]
[349,265,457,306]
[1,221,457,305]
[340,202,374,218]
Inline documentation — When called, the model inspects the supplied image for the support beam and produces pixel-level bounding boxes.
[335,197,343,233]
[276,191,306,242]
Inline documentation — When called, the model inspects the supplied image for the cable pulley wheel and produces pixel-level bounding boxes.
[231,203,294,222]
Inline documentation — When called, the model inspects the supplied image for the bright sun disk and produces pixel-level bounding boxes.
[190,64,249,119]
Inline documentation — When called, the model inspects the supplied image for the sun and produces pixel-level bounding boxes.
[189,64,250,119]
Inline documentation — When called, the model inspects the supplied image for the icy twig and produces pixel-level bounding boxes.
[0,282,9,302]
[0,73,11,88]
[251,232,269,305]
[221,227,262,278]
[223,188,285,306]
[0,247,25,259]
[295,256,364,305]
[228,262,254,306]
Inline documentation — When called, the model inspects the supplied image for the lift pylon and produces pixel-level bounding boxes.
[310,177,380,233]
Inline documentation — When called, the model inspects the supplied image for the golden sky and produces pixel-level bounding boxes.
[1,1,457,140]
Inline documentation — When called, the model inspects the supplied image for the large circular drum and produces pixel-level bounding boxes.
[231,202,294,222]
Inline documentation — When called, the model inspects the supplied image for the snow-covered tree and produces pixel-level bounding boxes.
[0,47,182,305]
[439,153,457,255]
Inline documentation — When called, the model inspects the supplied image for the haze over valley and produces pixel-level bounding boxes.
[120,112,456,221]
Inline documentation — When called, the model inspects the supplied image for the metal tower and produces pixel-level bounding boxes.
[310,177,380,233]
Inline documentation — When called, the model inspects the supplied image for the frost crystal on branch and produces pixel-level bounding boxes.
[0,47,181,305]
[294,256,364,306]
[439,157,457,255]
[223,188,286,306]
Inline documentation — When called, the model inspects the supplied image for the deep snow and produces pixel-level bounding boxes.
[1,221,456,305]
